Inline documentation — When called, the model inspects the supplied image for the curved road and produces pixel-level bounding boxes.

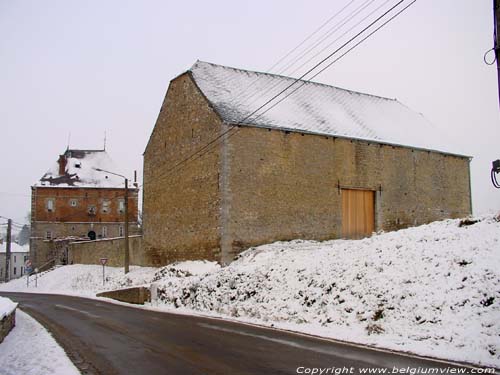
[1,292,473,375]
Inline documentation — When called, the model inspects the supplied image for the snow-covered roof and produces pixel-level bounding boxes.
[35,149,126,188]
[0,242,29,254]
[190,61,466,156]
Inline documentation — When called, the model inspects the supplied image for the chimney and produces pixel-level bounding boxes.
[58,154,67,176]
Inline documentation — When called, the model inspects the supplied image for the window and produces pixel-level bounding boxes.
[13,267,16,275]
[70,199,78,207]
[102,226,107,238]
[119,225,124,237]
[46,231,52,239]
[14,255,16,262]
[88,205,97,215]
[47,199,55,212]
[118,199,125,214]
[102,200,110,214]
[24,255,28,262]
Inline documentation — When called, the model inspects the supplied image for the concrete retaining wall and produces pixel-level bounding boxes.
[97,286,151,305]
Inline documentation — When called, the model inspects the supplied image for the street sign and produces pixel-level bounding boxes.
[25,259,32,268]
[100,258,108,266]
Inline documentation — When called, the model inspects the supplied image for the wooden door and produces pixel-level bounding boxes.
[342,189,375,239]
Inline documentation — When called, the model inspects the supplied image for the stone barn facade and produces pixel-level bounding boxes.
[142,61,471,265]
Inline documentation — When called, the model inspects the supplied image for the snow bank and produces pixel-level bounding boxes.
[0,296,17,319]
[0,309,79,375]
[0,265,157,297]
[153,216,500,367]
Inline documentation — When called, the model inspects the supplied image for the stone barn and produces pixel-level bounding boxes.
[142,61,471,265]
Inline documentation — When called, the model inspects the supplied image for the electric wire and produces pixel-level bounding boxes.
[239,0,379,106]
[249,0,418,124]
[233,0,359,105]
[159,0,413,180]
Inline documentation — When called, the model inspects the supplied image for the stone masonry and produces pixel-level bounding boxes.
[142,69,472,266]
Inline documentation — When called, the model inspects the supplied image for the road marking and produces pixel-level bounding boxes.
[197,322,390,367]
[55,304,100,319]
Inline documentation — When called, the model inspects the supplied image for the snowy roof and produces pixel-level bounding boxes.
[35,149,126,188]
[189,61,466,156]
[0,242,29,254]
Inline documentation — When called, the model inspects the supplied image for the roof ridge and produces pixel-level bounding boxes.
[192,60,396,102]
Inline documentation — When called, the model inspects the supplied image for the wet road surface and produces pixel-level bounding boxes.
[1,292,475,375]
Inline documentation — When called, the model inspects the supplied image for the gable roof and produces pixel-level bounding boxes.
[189,61,466,157]
[34,149,126,188]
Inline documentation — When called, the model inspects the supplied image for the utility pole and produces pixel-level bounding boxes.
[5,219,11,282]
[124,178,129,274]
[93,167,132,274]
[494,0,500,107]
[492,0,500,188]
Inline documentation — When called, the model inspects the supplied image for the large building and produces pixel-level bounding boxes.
[30,149,139,267]
[142,61,472,265]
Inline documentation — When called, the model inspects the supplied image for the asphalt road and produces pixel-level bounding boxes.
[1,292,475,375]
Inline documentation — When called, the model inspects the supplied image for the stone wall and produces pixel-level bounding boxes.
[142,72,472,266]
[222,126,471,260]
[0,309,16,344]
[142,72,223,266]
[31,223,141,267]
[68,235,143,267]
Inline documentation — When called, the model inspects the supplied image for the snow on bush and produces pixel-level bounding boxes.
[154,216,500,367]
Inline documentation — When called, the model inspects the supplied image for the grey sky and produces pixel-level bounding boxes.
[1,0,499,225]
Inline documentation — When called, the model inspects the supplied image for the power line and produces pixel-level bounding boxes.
[239,0,379,107]
[235,0,365,105]
[249,0,419,124]
[286,0,393,78]
[156,0,415,180]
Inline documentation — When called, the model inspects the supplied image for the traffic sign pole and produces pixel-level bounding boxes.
[100,258,108,286]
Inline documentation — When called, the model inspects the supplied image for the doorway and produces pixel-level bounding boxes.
[341,189,375,239]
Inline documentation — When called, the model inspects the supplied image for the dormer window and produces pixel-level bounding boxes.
[46,199,55,212]
[75,162,82,168]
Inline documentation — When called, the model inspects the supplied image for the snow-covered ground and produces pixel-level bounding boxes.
[151,216,500,368]
[0,216,498,368]
[0,308,80,375]
[0,264,157,297]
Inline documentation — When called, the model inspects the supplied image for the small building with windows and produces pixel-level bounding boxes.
[0,241,30,282]
[30,149,140,267]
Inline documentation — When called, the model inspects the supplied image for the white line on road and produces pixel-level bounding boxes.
[197,322,389,367]
[55,304,100,319]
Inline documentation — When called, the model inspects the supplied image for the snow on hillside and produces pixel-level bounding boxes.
[0,265,157,297]
[0,217,497,367]
[152,216,500,367]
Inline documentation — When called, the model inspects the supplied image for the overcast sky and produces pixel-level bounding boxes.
[1,0,499,226]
